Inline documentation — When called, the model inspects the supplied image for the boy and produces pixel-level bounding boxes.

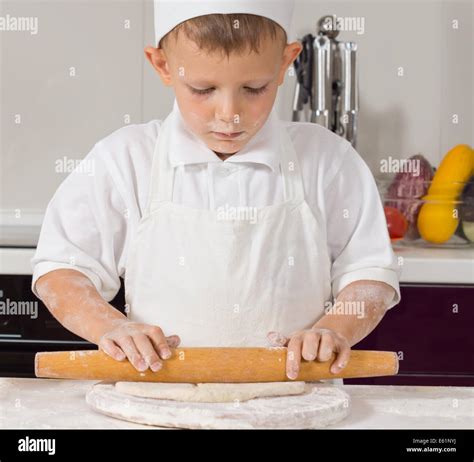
[32,0,400,380]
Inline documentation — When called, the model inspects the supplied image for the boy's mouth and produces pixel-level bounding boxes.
[212,131,244,140]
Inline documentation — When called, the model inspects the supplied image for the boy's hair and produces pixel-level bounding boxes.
[159,13,287,56]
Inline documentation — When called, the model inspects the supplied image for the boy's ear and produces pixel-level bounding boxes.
[144,46,173,86]
[277,42,303,86]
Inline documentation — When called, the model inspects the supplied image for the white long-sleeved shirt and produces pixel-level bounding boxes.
[31,102,401,308]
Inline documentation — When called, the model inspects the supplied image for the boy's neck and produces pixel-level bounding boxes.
[214,151,236,161]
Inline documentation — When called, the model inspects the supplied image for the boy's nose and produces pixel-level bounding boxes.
[215,96,241,123]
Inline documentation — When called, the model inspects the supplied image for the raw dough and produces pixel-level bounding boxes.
[87,382,351,429]
[115,381,306,403]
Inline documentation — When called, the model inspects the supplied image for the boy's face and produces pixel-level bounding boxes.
[146,32,302,158]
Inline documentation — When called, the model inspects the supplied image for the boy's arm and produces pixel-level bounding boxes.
[312,279,395,346]
[35,269,127,344]
[268,280,395,380]
[35,269,179,372]
[268,139,401,379]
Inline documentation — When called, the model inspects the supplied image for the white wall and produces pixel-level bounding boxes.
[0,0,472,225]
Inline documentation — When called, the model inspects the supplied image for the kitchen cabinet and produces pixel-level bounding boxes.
[345,284,474,386]
[0,275,126,377]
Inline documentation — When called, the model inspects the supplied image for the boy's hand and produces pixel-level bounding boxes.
[267,328,351,380]
[99,320,180,372]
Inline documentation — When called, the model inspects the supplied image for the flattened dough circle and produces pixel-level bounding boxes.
[115,381,306,403]
[86,382,351,429]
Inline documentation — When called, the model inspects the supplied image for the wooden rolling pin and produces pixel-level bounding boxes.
[35,348,398,383]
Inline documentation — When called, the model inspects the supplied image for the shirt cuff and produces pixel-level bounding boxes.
[31,262,103,300]
[332,267,401,310]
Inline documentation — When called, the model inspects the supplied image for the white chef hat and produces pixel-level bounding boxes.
[154,0,296,48]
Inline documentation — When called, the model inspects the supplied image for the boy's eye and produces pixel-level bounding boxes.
[189,87,214,95]
[245,85,268,95]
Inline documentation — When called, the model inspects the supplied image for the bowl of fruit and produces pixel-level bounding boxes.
[377,144,474,248]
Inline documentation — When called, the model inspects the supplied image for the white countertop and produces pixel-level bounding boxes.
[0,378,472,429]
[1,246,472,285]
[393,245,474,285]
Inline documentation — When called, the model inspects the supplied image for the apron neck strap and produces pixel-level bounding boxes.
[278,125,305,202]
[147,114,175,210]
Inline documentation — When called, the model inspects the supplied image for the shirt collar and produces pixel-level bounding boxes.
[168,99,281,173]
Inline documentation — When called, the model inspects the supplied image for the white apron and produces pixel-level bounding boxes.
[124,111,333,347]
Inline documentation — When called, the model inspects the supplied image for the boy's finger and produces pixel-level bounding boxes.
[317,332,335,362]
[147,326,172,360]
[286,336,302,380]
[267,331,289,347]
[165,335,181,348]
[330,343,351,374]
[301,330,320,361]
[133,333,163,372]
[117,335,147,371]
[99,337,126,361]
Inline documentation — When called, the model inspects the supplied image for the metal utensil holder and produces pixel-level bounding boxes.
[292,15,359,148]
